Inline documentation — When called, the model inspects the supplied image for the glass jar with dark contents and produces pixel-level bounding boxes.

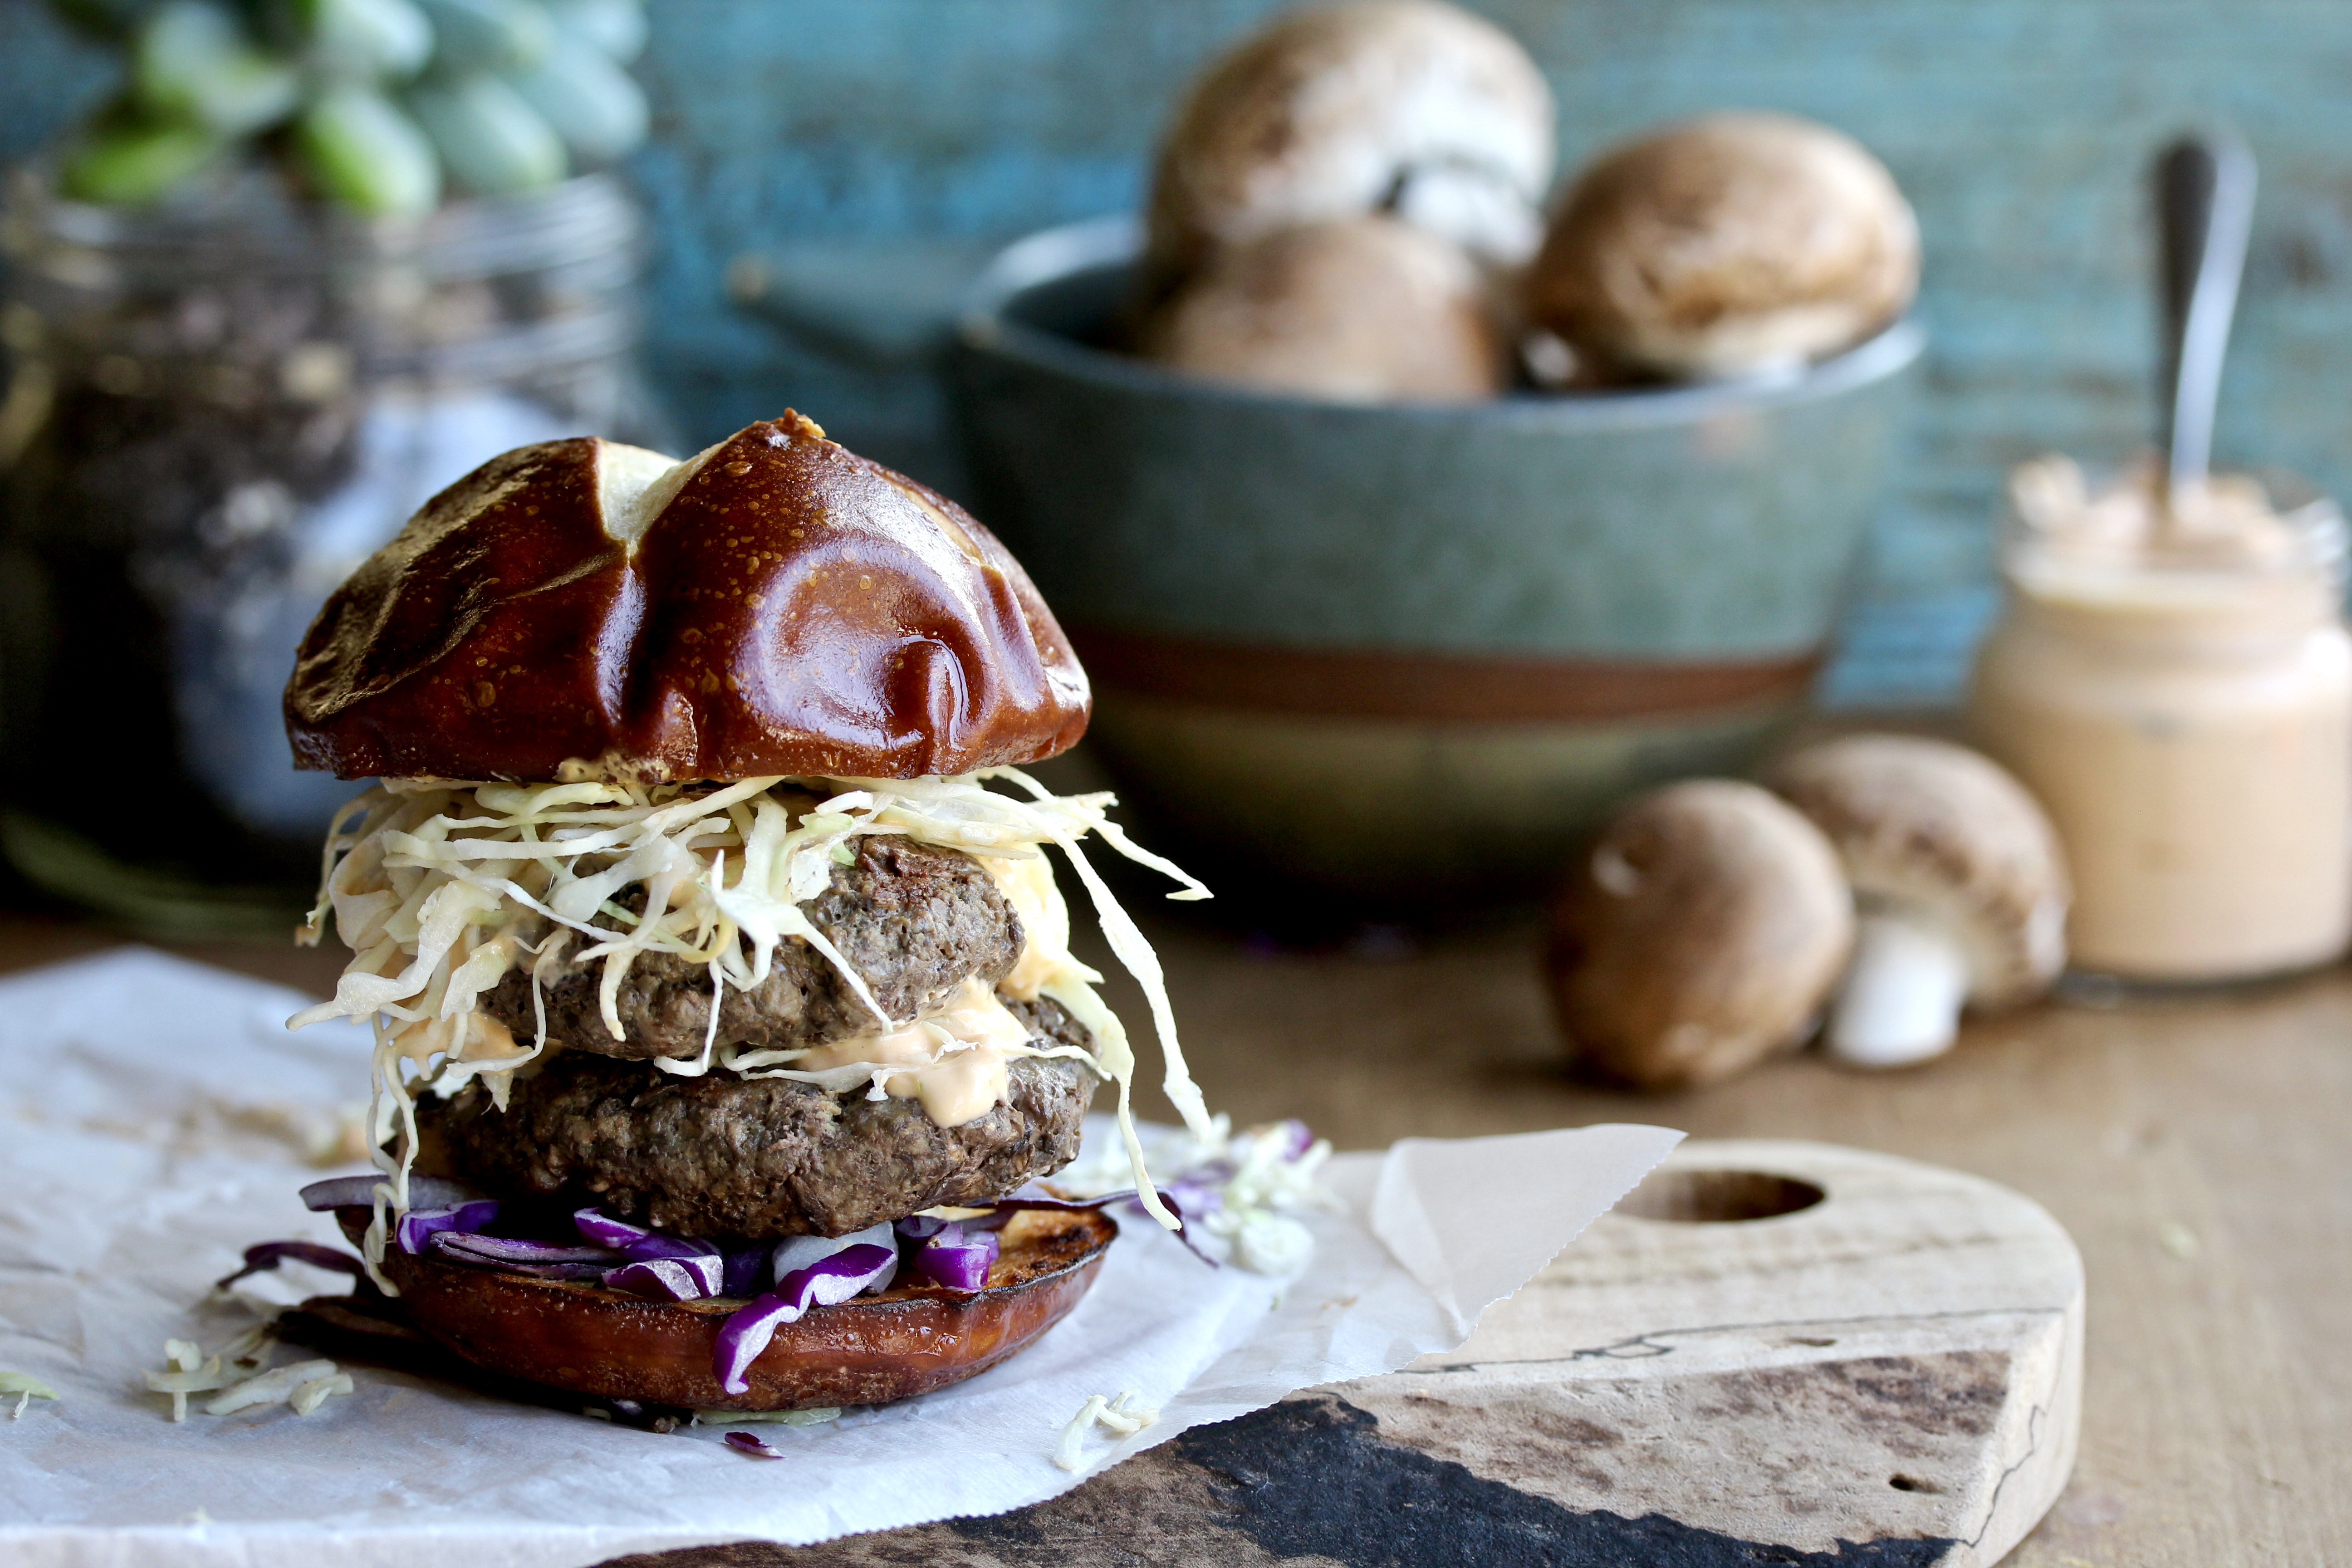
[0,168,666,936]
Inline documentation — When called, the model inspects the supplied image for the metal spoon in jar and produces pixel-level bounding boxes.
[2154,130,2258,524]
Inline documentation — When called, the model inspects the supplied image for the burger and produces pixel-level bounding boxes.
[279,410,1215,1413]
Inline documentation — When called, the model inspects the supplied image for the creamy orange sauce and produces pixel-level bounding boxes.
[983,852,1069,1003]
[396,1011,521,1069]
[1972,460,2352,979]
[792,978,1031,1126]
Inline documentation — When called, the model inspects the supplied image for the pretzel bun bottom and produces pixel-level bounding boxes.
[356,1207,1117,1411]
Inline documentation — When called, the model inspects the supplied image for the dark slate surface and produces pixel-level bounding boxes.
[599,1394,1962,1567]
[8,0,2350,702]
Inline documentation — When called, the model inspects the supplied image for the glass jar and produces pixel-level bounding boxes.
[1968,460,2352,982]
[0,169,668,936]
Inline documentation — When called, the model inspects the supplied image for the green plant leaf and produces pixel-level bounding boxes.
[406,71,565,194]
[57,114,225,204]
[294,84,442,214]
[294,0,436,79]
[543,0,642,63]
[505,32,644,162]
[416,0,551,73]
[132,1,301,136]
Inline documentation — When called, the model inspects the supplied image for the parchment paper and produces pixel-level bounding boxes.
[0,949,1679,1566]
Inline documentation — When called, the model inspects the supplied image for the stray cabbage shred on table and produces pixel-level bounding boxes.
[288,769,1218,1286]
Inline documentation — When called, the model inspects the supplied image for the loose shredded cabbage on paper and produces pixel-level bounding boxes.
[288,771,1215,1288]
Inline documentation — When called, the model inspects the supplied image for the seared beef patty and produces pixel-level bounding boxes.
[416,996,1095,1239]
[481,834,1020,1061]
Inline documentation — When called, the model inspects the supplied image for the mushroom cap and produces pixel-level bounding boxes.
[1768,734,2069,1008]
[1145,0,1556,279]
[1547,779,1855,1092]
[1524,110,1920,381]
[1135,214,1506,402]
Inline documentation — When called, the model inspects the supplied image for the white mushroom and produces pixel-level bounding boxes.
[1769,735,2069,1069]
[1145,0,1556,281]
[1135,214,1505,401]
[1524,111,1919,382]
[1547,780,1855,1091]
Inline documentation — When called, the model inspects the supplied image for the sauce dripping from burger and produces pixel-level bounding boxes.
[791,978,1030,1127]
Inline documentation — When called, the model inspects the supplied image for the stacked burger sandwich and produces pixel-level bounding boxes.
[282,410,1213,1411]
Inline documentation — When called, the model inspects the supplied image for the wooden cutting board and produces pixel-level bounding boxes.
[611,1138,2084,1568]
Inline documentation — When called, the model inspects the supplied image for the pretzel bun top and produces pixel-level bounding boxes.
[285,412,1090,783]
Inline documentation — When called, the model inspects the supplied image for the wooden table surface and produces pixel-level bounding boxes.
[7,906,2342,1568]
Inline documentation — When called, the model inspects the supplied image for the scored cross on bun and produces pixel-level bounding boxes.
[285,410,1091,784]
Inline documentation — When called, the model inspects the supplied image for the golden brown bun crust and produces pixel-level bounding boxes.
[369,1207,1116,1411]
[285,412,1091,783]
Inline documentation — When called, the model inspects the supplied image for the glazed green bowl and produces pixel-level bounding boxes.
[952,217,1922,909]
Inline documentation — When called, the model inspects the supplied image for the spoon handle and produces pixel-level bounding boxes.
[2156,132,2258,497]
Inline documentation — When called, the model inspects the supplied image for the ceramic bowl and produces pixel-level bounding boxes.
[952,217,1922,909]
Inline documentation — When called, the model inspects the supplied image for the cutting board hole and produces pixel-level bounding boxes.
[1617,1169,1826,1223]
[1888,1474,1943,1494]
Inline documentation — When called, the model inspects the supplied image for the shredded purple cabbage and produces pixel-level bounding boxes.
[603,1254,724,1301]
[974,1187,1211,1266]
[214,1240,368,1291]
[299,1174,475,1213]
[906,1221,1000,1291]
[722,1246,769,1299]
[893,1214,953,1240]
[724,1430,786,1459]
[572,1208,657,1249]
[395,1200,503,1256]
[712,1243,898,1395]
[619,1233,715,1263]
[1268,1118,1315,1162]
[430,1232,624,1267]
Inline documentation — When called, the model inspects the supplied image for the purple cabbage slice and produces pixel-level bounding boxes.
[721,1246,769,1299]
[1268,1118,1316,1162]
[395,1200,503,1256]
[973,1187,1214,1266]
[214,1240,368,1292]
[618,1233,716,1264]
[299,1175,477,1213]
[713,1243,898,1396]
[430,1232,624,1267]
[892,1214,953,1240]
[488,1259,615,1281]
[908,1222,1000,1292]
[604,1254,724,1302]
[771,1221,896,1283]
[725,1430,786,1459]
[573,1208,657,1249]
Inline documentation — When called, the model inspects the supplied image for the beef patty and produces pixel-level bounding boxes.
[416,996,1096,1239]
[481,834,1021,1061]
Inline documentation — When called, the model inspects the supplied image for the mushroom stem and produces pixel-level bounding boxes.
[1825,912,1970,1068]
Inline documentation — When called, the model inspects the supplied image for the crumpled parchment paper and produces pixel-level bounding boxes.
[0,949,1679,1566]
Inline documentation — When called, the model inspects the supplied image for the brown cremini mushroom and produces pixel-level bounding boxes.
[1524,111,1919,382]
[1135,214,1506,401]
[1768,734,2069,1069]
[1145,0,1556,284]
[1547,780,1854,1091]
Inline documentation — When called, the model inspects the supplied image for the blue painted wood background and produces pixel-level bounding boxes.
[6,0,2348,703]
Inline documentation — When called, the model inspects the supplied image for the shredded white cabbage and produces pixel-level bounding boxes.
[1,1372,59,1420]
[205,1358,343,1417]
[1057,1117,1334,1275]
[290,771,1217,1287]
[1052,1389,1156,1470]
[691,1406,840,1427]
[142,1330,327,1423]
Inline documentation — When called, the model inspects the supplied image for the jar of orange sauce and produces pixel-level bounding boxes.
[1969,457,2352,982]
